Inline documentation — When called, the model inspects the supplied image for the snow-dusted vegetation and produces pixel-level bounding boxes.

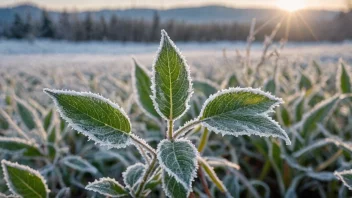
[1,28,352,197]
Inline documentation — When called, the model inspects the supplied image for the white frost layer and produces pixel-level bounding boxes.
[43,88,132,149]
[1,160,50,198]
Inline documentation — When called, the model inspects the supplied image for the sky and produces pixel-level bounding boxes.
[0,0,346,11]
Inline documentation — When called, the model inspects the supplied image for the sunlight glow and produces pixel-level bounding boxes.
[277,0,305,12]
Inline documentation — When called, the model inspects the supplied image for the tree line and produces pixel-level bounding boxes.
[1,9,352,42]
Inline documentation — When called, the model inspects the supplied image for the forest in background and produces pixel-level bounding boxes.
[1,8,352,42]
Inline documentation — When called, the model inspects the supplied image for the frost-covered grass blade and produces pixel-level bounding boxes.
[62,156,97,174]
[335,170,352,190]
[0,137,42,157]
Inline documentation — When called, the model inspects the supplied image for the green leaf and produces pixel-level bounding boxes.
[85,177,128,197]
[151,30,193,121]
[0,137,42,157]
[132,59,160,119]
[157,139,198,192]
[162,171,188,198]
[264,78,276,94]
[198,88,291,145]
[1,160,49,198]
[43,89,131,148]
[337,61,352,93]
[301,96,339,137]
[43,109,53,132]
[62,156,97,174]
[122,163,145,191]
[299,72,312,90]
[0,112,9,130]
[193,80,218,98]
[293,95,305,122]
[17,100,36,130]
[335,170,352,191]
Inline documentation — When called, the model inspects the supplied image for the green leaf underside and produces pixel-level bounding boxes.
[133,60,159,118]
[162,171,188,198]
[152,30,192,120]
[339,62,351,93]
[157,139,198,190]
[2,160,48,198]
[123,163,145,190]
[199,88,290,145]
[0,138,42,157]
[44,89,131,148]
[63,156,97,173]
[301,96,339,136]
[86,178,128,197]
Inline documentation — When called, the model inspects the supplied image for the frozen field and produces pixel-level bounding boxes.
[1,40,352,71]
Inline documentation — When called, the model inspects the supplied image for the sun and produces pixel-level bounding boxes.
[277,0,305,12]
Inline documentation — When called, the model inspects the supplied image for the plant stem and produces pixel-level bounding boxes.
[135,157,157,197]
[130,134,156,157]
[315,149,343,172]
[198,127,209,153]
[168,120,173,140]
[198,166,212,198]
[173,119,202,139]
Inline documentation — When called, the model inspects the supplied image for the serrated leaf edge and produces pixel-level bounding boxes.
[198,87,291,145]
[85,177,128,197]
[157,138,199,190]
[150,29,193,121]
[43,88,132,149]
[1,160,50,198]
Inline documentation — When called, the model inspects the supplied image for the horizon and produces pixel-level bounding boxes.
[0,0,346,11]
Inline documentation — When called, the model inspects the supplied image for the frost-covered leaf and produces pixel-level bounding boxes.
[335,170,352,191]
[293,94,305,122]
[62,156,97,174]
[16,100,36,130]
[55,188,70,198]
[0,137,42,157]
[44,89,131,148]
[1,160,49,198]
[151,30,193,121]
[162,171,188,198]
[337,61,351,93]
[264,78,276,94]
[122,163,145,191]
[0,112,9,130]
[198,87,291,145]
[132,59,159,119]
[299,72,312,90]
[43,109,53,132]
[85,177,128,197]
[301,96,339,136]
[157,139,198,191]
